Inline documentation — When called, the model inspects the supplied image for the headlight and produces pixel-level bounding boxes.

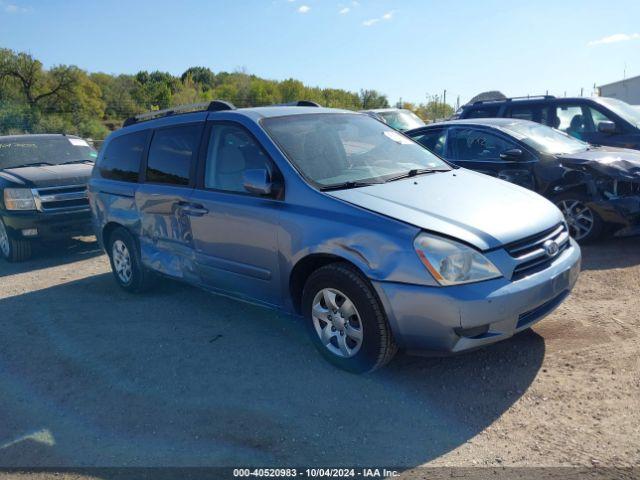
[414,232,502,286]
[4,188,36,211]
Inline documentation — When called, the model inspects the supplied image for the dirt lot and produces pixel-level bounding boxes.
[0,236,638,472]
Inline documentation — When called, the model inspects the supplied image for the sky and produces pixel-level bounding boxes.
[1,0,640,106]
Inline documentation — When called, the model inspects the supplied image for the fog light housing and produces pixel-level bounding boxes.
[21,228,38,237]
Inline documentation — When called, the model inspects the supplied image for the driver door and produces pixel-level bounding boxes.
[444,127,537,190]
[187,121,282,307]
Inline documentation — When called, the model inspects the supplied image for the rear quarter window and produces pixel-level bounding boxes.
[145,123,202,186]
[464,105,501,118]
[98,131,147,182]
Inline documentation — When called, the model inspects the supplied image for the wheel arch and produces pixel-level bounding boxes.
[102,221,131,251]
[289,253,370,315]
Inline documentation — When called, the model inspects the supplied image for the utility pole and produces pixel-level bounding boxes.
[580,87,584,97]
[442,89,447,119]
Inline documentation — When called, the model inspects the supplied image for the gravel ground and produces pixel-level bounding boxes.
[0,236,638,474]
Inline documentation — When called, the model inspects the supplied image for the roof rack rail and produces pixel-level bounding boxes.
[472,95,556,106]
[274,100,321,107]
[122,100,236,127]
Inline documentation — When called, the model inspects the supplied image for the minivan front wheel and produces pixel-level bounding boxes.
[107,227,155,292]
[302,263,398,373]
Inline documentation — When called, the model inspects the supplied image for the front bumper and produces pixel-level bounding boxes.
[1,208,94,241]
[373,238,581,354]
[588,196,640,236]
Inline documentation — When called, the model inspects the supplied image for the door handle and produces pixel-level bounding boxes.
[179,203,209,217]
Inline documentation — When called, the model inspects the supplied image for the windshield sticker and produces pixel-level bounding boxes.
[383,130,413,145]
[89,152,98,158]
[68,138,90,147]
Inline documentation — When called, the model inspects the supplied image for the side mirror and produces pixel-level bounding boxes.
[499,148,523,160]
[243,168,273,196]
[597,121,617,134]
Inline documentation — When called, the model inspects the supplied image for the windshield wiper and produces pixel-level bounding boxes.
[384,168,449,183]
[60,159,94,165]
[320,180,381,191]
[5,162,54,169]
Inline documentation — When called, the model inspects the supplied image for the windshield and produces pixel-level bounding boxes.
[377,110,426,132]
[501,121,589,155]
[262,113,450,188]
[596,97,640,128]
[0,136,97,169]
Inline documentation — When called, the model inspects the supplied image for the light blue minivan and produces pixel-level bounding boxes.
[89,101,581,372]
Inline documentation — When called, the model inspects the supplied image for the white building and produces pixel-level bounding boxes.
[598,75,640,105]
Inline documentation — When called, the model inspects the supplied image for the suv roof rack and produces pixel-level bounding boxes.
[471,95,556,106]
[122,99,321,127]
[122,100,236,127]
[273,100,321,107]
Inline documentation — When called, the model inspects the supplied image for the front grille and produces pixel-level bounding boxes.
[32,185,89,212]
[505,223,570,280]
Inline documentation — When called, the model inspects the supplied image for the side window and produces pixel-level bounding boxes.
[146,124,202,186]
[554,105,590,138]
[410,129,447,157]
[507,105,537,121]
[98,131,147,182]
[464,105,500,119]
[204,123,272,193]
[448,128,517,161]
[587,107,614,130]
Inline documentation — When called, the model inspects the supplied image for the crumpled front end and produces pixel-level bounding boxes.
[556,151,640,235]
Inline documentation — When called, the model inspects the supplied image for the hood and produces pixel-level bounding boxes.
[327,169,563,250]
[558,147,640,182]
[0,163,93,188]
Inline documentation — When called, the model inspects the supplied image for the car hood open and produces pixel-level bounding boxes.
[0,163,94,188]
[327,169,564,251]
[558,147,640,182]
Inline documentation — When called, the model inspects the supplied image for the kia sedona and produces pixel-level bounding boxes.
[0,134,97,262]
[89,101,581,373]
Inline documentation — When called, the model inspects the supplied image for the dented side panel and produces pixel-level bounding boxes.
[135,183,199,283]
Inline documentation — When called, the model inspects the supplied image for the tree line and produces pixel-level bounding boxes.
[0,48,454,140]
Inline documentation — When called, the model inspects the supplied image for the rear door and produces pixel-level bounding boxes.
[187,121,282,307]
[135,122,204,280]
[445,126,537,190]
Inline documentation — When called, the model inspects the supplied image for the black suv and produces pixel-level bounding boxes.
[455,95,640,150]
[0,134,97,261]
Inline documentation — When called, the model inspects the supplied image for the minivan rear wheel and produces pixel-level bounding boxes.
[302,263,398,373]
[107,227,155,292]
[554,192,603,243]
[0,219,32,262]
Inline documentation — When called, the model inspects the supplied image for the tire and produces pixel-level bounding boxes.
[0,219,32,262]
[301,263,398,373]
[553,192,604,243]
[107,227,155,293]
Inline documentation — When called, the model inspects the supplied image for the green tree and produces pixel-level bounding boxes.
[279,78,305,103]
[359,89,389,109]
[181,66,216,90]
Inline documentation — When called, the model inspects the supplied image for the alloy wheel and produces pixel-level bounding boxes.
[311,288,364,358]
[0,221,9,258]
[112,239,132,284]
[558,199,594,241]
